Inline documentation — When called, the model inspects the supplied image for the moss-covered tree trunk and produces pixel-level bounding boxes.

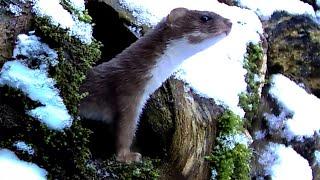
[140,79,223,179]
[0,1,101,179]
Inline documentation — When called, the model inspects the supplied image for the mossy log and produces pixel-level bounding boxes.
[0,1,101,178]
[140,79,224,179]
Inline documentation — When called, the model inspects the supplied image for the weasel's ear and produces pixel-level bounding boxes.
[167,8,188,24]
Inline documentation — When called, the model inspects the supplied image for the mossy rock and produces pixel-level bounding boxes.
[266,12,320,97]
[0,1,102,178]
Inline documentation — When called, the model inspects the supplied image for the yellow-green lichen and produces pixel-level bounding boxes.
[60,0,92,23]
[239,43,263,126]
[206,111,252,180]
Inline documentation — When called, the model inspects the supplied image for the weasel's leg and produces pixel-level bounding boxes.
[115,102,141,163]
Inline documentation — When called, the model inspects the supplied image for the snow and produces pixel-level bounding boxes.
[264,110,288,132]
[8,4,22,16]
[14,141,35,155]
[254,130,266,140]
[13,34,58,70]
[316,0,320,7]
[0,34,72,130]
[118,0,263,117]
[211,169,218,180]
[236,0,316,20]
[259,143,312,180]
[0,61,72,130]
[218,133,252,149]
[29,105,72,129]
[32,0,74,29]
[0,149,47,180]
[32,0,92,44]
[315,150,320,165]
[65,0,86,12]
[267,74,320,140]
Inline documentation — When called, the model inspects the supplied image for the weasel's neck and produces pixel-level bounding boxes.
[131,23,226,123]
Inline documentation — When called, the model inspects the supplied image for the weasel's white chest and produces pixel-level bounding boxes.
[134,35,223,121]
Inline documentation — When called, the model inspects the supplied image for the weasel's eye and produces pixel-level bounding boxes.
[200,15,212,23]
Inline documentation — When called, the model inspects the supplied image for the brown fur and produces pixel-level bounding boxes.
[79,8,232,163]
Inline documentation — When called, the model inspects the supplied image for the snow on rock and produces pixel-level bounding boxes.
[0,61,72,130]
[29,104,72,129]
[254,130,266,140]
[13,141,35,155]
[118,0,263,117]
[259,143,312,180]
[0,149,47,180]
[8,4,23,16]
[13,34,58,69]
[32,0,92,44]
[315,150,320,165]
[0,34,72,130]
[65,0,86,12]
[264,110,288,132]
[218,133,252,149]
[236,0,316,20]
[266,74,320,141]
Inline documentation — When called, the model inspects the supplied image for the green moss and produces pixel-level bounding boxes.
[0,112,96,179]
[34,17,102,116]
[217,110,244,136]
[31,15,100,178]
[0,87,96,179]
[103,158,160,180]
[0,7,102,179]
[239,43,263,126]
[60,0,92,23]
[206,111,251,180]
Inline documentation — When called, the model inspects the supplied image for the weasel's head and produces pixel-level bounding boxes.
[166,8,232,44]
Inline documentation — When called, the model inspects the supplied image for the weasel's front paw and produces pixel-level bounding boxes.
[116,151,142,164]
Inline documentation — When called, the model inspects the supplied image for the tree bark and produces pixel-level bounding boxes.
[0,2,33,64]
[141,79,224,179]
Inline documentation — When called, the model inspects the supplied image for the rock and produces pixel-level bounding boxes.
[217,0,236,6]
[250,12,320,179]
[266,12,320,97]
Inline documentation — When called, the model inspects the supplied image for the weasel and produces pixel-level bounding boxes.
[79,7,232,163]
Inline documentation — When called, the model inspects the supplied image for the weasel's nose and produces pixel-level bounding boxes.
[223,19,232,35]
[224,19,232,29]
